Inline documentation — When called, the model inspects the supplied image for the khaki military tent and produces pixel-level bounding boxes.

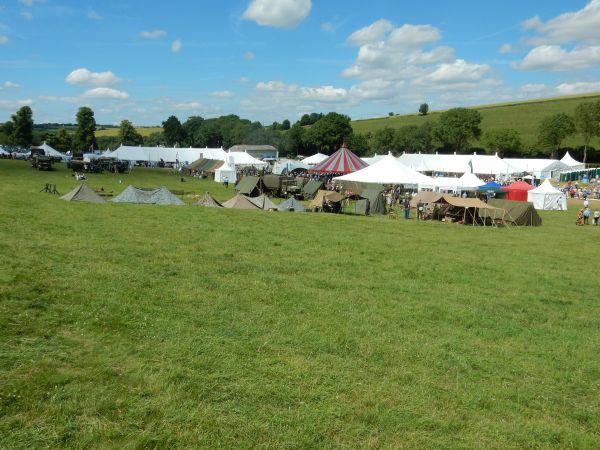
[184,158,224,173]
[485,199,542,226]
[309,190,345,210]
[61,183,106,203]
[248,194,278,210]
[235,176,264,196]
[355,188,386,215]
[301,180,324,199]
[196,192,223,208]
[277,197,306,212]
[112,185,184,205]
[222,194,260,210]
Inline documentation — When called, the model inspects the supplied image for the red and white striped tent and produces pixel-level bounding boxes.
[308,144,368,174]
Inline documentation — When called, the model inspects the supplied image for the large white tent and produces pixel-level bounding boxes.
[107,145,227,165]
[503,158,569,179]
[301,153,328,165]
[362,154,388,165]
[33,142,69,161]
[457,172,485,190]
[560,151,585,170]
[226,150,268,169]
[333,153,433,187]
[399,152,516,177]
[272,159,310,174]
[527,179,567,210]
[214,157,237,183]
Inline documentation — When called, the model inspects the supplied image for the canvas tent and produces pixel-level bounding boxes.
[235,175,263,195]
[227,151,268,169]
[222,194,260,210]
[248,194,278,210]
[501,180,533,201]
[560,151,585,170]
[185,158,224,173]
[485,199,542,226]
[214,158,236,183]
[309,190,345,210]
[277,197,306,212]
[32,142,68,161]
[301,180,324,199]
[196,192,223,208]
[527,179,567,210]
[302,153,328,165]
[112,185,184,205]
[61,183,106,203]
[432,195,507,225]
[355,188,386,215]
[308,144,368,174]
[457,172,485,190]
[273,159,310,174]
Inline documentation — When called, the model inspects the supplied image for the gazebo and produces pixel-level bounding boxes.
[308,144,367,174]
[501,180,533,202]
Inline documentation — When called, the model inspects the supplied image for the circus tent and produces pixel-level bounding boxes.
[308,144,368,174]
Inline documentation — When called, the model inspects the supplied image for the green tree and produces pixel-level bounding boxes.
[303,112,352,154]
[182,116,204,146]
[346,132,370,156]
[281,119,291,131]
[118,120,144,146]
[433,107,482,152]
[573,101,600,163]
[394,123,434,153]
[537,113,576,159]
[282,123,305,157]
[9,106,34,147]
[419,103,429,116]
[370,127,397,153]
[162,115,185,146]
[47,128,73,152]
[74,106,97,151]
[483,128,522,157]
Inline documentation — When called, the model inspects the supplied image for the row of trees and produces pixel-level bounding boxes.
[2,102,600,161]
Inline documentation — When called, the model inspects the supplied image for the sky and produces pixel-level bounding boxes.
[1,0,600,126]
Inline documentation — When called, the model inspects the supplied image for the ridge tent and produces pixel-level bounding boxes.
[527,179,567,210]
[301,180,324,199]
[112,185,184,205]
[222,194,260,210]
[457,172,485,190]
[196,192,223,208]
[60,183,106,203]
[235,176,264,196]
[248,194,278,210]
[433,195,507,226]
[501,180,533,201]
[355,188,386,215]
[485,199,542,226]
[185,158,224,173]
[277,197,306,212]
[309,190,345,210]
[308,144,368,174]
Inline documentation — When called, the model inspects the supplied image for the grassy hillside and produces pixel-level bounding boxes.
[1,160,599,448]
[351,93,600,150]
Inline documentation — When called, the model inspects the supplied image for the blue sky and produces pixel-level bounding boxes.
[1,0,599,125]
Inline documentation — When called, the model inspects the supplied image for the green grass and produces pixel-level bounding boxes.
[1,160,600,448]
[352,92,600,149]
[95,127,162,138]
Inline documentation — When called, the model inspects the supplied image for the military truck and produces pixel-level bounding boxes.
[30,148,53,171]
[67,152,103,173]
[97,157,129,173]
[262,174,301,197]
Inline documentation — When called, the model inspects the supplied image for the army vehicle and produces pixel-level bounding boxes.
[262,174,302,198]
[97,157,129,173]
[30,148,53,171]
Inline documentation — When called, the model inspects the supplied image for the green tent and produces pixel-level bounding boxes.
[248,194,278,210]
[61,183,106,203]
[222,194,260,210]
[112,185,185,205]
[235,176,263,195]
[355,188,386,215]
[196,192,222,208]
[485,199,542,226]
[277,197,306,212]
[301,180,324,199]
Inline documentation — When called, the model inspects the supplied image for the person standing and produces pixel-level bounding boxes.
[403,197,410,219]
[583,207,591,225]
[224,177,229,189]
[593,209,600,226]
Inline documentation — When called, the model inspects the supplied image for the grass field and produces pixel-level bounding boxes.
[352,93,600,150]
[1,160,600,448]
[95,127,162,138]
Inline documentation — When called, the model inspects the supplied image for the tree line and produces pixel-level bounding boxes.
[2,103,600,162]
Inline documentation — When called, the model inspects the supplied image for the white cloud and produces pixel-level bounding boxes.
[516,45,600,71]
[499,43,513,54]
[556,81,600,95]
[519,83,548,94]
[140,30,167,39]
[19,0,45,6]
[210,90,234,97]
[82,87,129,99]
[244,51,255,60]
[387,24,441,49]
[419,59,491,85]
[38,95,79,103]
[238,77,250,83]
[347,19,392,46]
[0,99,32,109]
[171,39,182,53]
[21,11,33,20]
[522,0,600,45]
[243,0,311,28]
[321,22,333,33]
[0,36,7,44]
[172,102,205,111]
[65,68,121,87]
[3,81,19,89]
[88,10,101,20]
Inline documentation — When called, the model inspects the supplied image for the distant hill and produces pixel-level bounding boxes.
[351,93,600,151]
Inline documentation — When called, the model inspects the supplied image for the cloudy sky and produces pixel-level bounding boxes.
[1,0,600,125]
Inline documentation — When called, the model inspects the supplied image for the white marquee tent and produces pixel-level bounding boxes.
[527,179,567,210]
[227,150,268,169]
[33,142,69,160]
[503,158,569,179]
[107,145,227,165]
[301,153,328,165]
[272,158,310,174]
[560,151,585,170]
[399,152,516,177]
[214,157,237,183]
[333,153,433,187]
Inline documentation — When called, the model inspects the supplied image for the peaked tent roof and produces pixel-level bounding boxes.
[333,153,433,185]
[485,199,542,226]
[248,194,278,210]
[308,144,368,174]
[309,190,345,209]
[301,180,324,198]
[235,176,263,195]
[33,142,67,159]
[478,181,504,191]
[222,194,260,209]
[302,153,328,165]
[111,185,184,205]
[277,197,306,212]
[527,179,567,210]
[60,183,106,203]
[457,172,485,190]
[196,192,223,208]
[560,151,585,169]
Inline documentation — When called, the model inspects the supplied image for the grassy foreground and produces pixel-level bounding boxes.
[1,160,599,449]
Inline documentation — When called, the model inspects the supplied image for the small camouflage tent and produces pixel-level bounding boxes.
[196,192,223,208]
[112,185,184,205]
[248,194,278,210]
[61,183,106,203]
[222,194,260,210]
[277,197,306,212]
